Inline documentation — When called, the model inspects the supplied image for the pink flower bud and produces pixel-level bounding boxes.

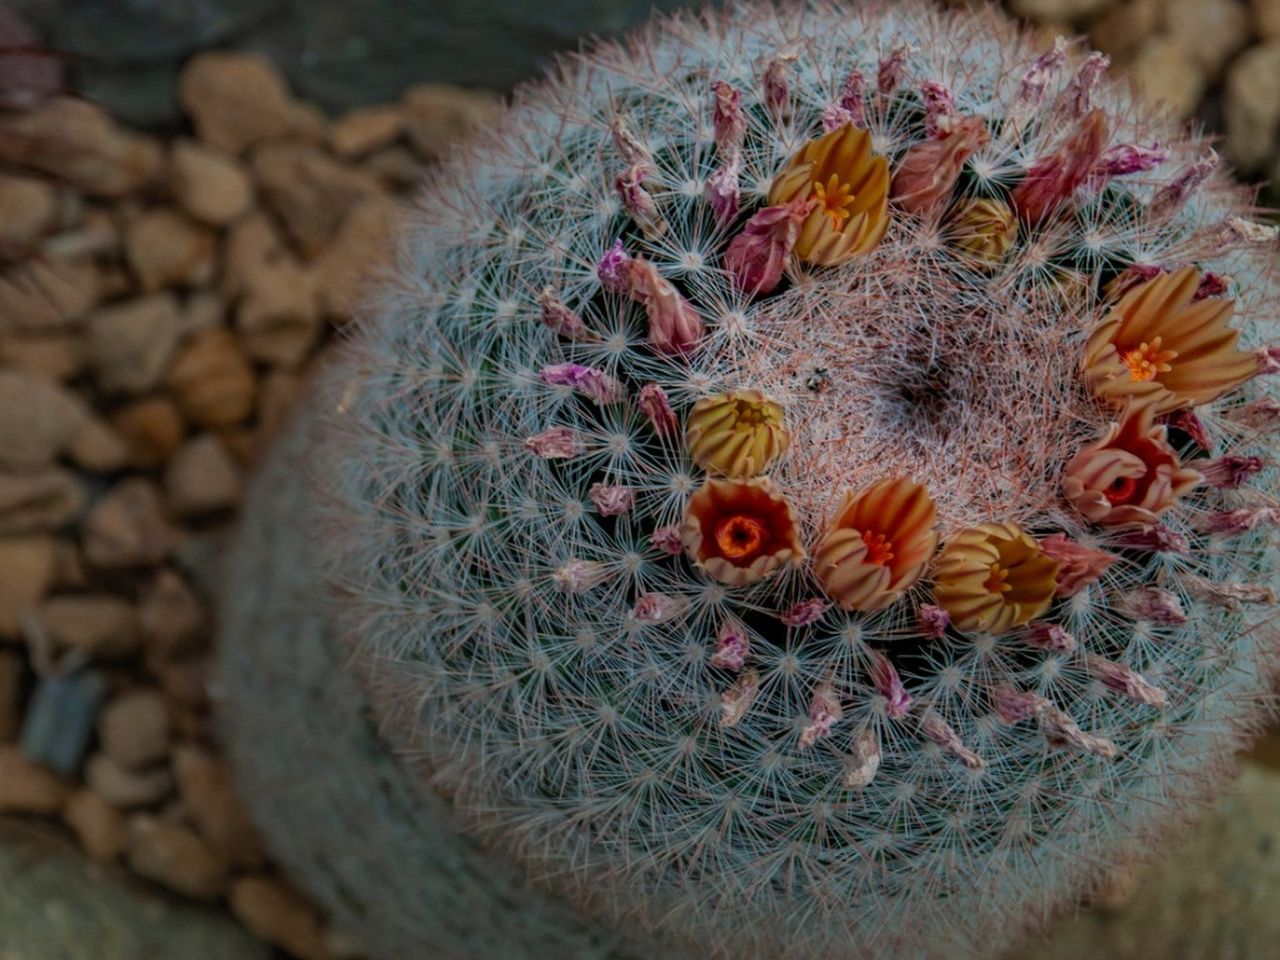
[1255,346,1280,376]
[1206,506,1280,535]
[596,240,632,293]
[918,604,951,639]
[720,669,760,727]
[1018,36,1068,107]
[626,258,705,355]
[843,729,882,789]
[920,80,956,139]
[1039,704,1117,758]
[588,482,634,517]
[1023,621,1077,653]
[1085,654,1169,707]
[799,680,843,748]
[920,712,985,769]
[877,45,910,96]
[540,363,623,405]
[763,53,795,114]
[992,686,1048,725]
[1199,455,1266,488]
[711,81,745,154]
[891,114,989,214]
[1122,588,1187,624]
[630,592,683,624]
[780,598,830,627]
[1038,533,1116,597]
[1193,271,1231,300]
[1065,51,1109,117]
[823,70,866,131]
[1093,142,1166,179]
[615,162,666,239]
[637,383,678,437]
[710,619,749,671]
[554,559,607,593]
[1149,151,1218,219]
[868,650,911,719]
[1114,525,1189,554]
[650,524,684,555]
[536,287,592,340]
[723,196,814,294]
[1012,108,1109,223]
[524,427,582,459]
[1161,408,1213,452]
[705,154,741,226]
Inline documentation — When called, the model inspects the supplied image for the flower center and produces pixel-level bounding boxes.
[984,563,1012,595]
[1104,474,1139,504]
[811,173,854,229]
[715,515,767,559]
[861,530,895,566]
[1121,337,1177,383]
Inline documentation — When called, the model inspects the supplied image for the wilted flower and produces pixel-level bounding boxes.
[615,162,666,238]
[948,198,1017,267]
[630,592,683,624]
[876,45,910,96]
[705,154,741,226]
[1063,401,1201,526]
[710,619,749,671]
[891,115,990,215]
[920,712,984,770]
[799,679,843,748]
[609,115,652,173]
[524,426,582,459]
[822,69,866,131]
[682,477,805,586]
[1122,587,1187,624]
[626,257,705,355]
[993,686,1048,725]
[1205,506,1280,536]
[780,598,829,627]
[1085,654,1169,707]
[554,559,607,593]
[724,196,814,294]
[1199,455,1266,489]
[920,80,957,138]
[1114,524,1189,554]
[720,668,760,727]
[1023,621,1077,653]
[588,483,634,517]
[1039,704,1117,758]
[867,649,911,718]
[1149,150,1218,219]
[767,123,890,265]
[650,524,684,555]
[1038,533,1117,597]
[685,389,789,478]
[933,523,1060,633]
[596,239,632,293]
[843,729,882,789]
[1011,108,1109,224]
[540,363,623,405]
[710,80,745,154]
[1093,142,1166,179]
[1065,51,1109,117]
[762,52,795,113]
[917,604,951,639]
[1185,577,1278,611]
[1161,406,1213,451]
[536,287,592,340]
[637,383,678,437]
[813,477,938,613]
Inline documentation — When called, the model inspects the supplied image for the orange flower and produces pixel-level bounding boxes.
[682,477,805,586]
[1084,266,1256,413]
[813,478,938,612]
[767,123,890,266]
[685,389,789,478]
[933,523,1060,633]
[1063,401,1201,526]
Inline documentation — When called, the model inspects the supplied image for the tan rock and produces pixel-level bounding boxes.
[180,289,225,338]
[401,84,500,162]
[286,100,329,144]
[229,876,329,959]
[164,434,243,517]
[360,144,426,191]
[257,370,301,443]
[99,689,170,769]
[125,208,217,292]
[83,478,174,569]
[166,327,256,429]
[0,745,70,813]
[0,536,57,637]
[0,172,59,249]
[0,256,99,332]
[0,331,84,381]
[87,293,181,395]
[1225,42,1280,171]
[179,51,293,155]
[126,815,227,899]
[252,142,382,256]
[0,469,84,536]
[0,650,20,741]
[111,397,187,469]
[138,569,207,656]
[66,417,128,474]
[36,594,138,657]
[222,212,288,301]
[1130,35,1206,120]
[1165,0,1250,78]
[41,208,119,260]
[63,788,126,861]
[155,655,211,711]
[329,105,404,159]
[0,97,161,196]
[173,744,262,868]
[236,258,320,366]
[1088,0,1161,59]
[313,195,397,318]
[0,369,87,471]
[86,753,174,808]
[50,537,86,589]
[1258,0,1280,39]
[169,139,254,226]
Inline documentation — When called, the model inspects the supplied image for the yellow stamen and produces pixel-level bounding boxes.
[1120,337,1177,383]
[984,563,1012,595]
[811,173,854,230]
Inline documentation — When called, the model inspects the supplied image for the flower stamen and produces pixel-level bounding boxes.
[1120,337,1177,382]
[862,531,894,566]
[716,515,766,559]
[812,173,854,229]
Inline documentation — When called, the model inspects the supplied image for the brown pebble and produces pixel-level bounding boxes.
[0,331,85,381]
[0,171,60,249]
[179,52,293,155]
[164,434,243,517]
[229,876,330,959]
[111,397,187,469]
[87,293,182,396]
[138,569,207,656]
[0,651,22,741]
[0,469,84,536]
[328,105,404,159]
[165,328,256,429]
[312,196,397,318]
[85,752,174,808]
[63,788,126,861]
[222,212,288,301]
[401,83,499,162]
[0,368,91,472]
[0,744,71,813]
[252,141,382,257]
[99,688,171,769]
[125,208,218,293]
[126,815,227,899]
[257,370,301,443]
[169,139,254,226]
[154,656,212,711]
[173,743,263,868]
[0,535,57,637]
[0,256,100,333]
[36,594,139,657]
[83,478,174,569]
[236,258,320,367]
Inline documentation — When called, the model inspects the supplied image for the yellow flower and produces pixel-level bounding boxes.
[682,477,805,586]
[767,123,890,266]
[948,198,1017,267]
[685,390,788,478]
[933,523,1060,633]
[813,478,938,613]
[1084,266,1256,413]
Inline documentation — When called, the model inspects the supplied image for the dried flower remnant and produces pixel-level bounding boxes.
[524,427,582,459]
[780,598,829,627]
[720,668,760,727]
[762,52,795,114]
[630,592,683,624]
[589,483,634,517]
[920,712,984,769]
[1123,587,1188,624]
[993,686,1049,725]
[1084,267,1256,414]
[1199,455,1266,489]
[650,524,684,555]
[1063,401,1201,527]
[1256,347,1280,376]
[1114,524,1189,554]
[933,523,1060,633]
[540,363,623,405]
[823,70,866,131]
[767,124,890,265]
[1039,704,1117,758]
[868,649,911,718]
[554,559,607,594]
[609,115,652,174]
[626,257,705,355]
[891,115,990,215]
[1023,621,1077,653]
[596,239,632,293]
[1093,143,1166,179]
[705,155,741,226]
[1038,533,1116,597]
[921,80,957,138]
[843,730,882,789]
[711,81,745,153]
[637,383,678,437]
[685,389,789,478]
[918,604,951,639]
[682,477,805,586]
[615,162,666,238]
[1085,654,1169,708]
[799,680,843,748]
[536,287,592,340]
[710,619,749,671]
[1149,151,1218,219]
[1206,506,1280,535]
[1162,407,1213,451]
[1065,51,1109,117]
[1186,578,1278,611]
[1011,108,1109,224]
[724,196,814,294]
[948,198,1017,267]
[876,45,910,96]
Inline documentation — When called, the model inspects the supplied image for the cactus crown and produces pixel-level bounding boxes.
[323,2,1280,957]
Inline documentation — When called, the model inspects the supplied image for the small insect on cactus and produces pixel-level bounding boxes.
[220,3,1280,959]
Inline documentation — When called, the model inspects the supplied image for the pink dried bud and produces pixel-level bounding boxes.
[720,668,760,728]
[823,69,866,131]
[1113,524,1189,554]
[1038,533,1117,597]
[1018,36,1069,107]
[588,482,634,517]
[868,650,911,719]
[1149,151,1218,219]
[609,115,652,173]
[535,287,592,340]
[920,712,985,770]
[920,80,957,138]
[780,598,830,627]
[540,363,623,405]
[554,559,607,593]
[1011,108,1109,224]
[1255,346,1280,376]
[723,196,814,294]
[1199,455,1266,489]
[763,53,795,113]
[1104,262,1165,301]
[615,162,666,239]
[630,592,683,624]
[1232,398,1280,431]
[891,114,989,215]
[1161,408,1213,451]
[1066,51,1109,117]
[637,383,678,437]
[711,81,746,154]
[877,44,910,96]
[710,619,750,671]
[799,680,844,748]
[1085,654,1169,707]
[917,604,951,639]
[1039,704,1117,759]
[1193,271,1231,300]
[626,258,705,355]
[596,240,632,293]
[1217,216,1279,247]
[705,154,741,226]
[992,686,1049,725]
[1122,587,1187,625]
[1186,576,1278,611]
[1205,506,1280,535]
[843,729,882,789]
[1023,621,1077,653]
[524,427,582,459]
[1093,142,1166,179]
[650,524,685,555]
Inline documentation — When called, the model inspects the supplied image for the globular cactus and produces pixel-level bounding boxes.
[217,2,1280,959]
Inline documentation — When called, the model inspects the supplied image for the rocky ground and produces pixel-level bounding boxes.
[0,1,1277,958]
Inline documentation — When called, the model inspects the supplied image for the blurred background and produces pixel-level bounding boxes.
[0,1,1277,958]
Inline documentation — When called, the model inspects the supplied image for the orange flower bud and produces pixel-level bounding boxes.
[933,523,1060,634]
[684,389,789,478]
[948,198,1017,267]
[682,477,805,586]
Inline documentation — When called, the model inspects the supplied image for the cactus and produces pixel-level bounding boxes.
[218,2,1280,959]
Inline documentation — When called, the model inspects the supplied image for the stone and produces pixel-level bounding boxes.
[36,594,138,657]
[0,256,100,332]
[0,332,84,381]
[111,397,187,470]
[83,478,174,569]
[1165,0,1250,78]
[0,650,20,742]
[0,745,70,813]
[41,209,120,261]
[86,753,174,808]
[66,416,128,474]
[155,656,212,712]
[180,290,226,338]
[221,212,288,301]
[286,100,329,144]
[236,258,320,366]
[19,669,105,777]
[0,469,84,536]
[312,195,398,318]
[0,172,59,249]
[1258,0,1280,39]
[87,294,181,396]
[329,105,404,158]
[172,744,262,868]
[164,434,243,517]
[1010,0,1112,15]
[179,51,293,155]
[229,876,329,959]
[0,97,161,196]
[361,145,427,190]
[126,815,226,899]
[124,208,217,292]
[165,328,257,428]
[0,369,88,472]
[138,569,207,656]
[257,370,301,443]
[0,536,57,637]
[98,689,170,770]
[170,139,253,226]
[62,788,126,861]
[401,84,500,162]
[1088,0,1161,58]
[1224,43,1280,171]
[1130,35,1207,121]
[252,142,382,256]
